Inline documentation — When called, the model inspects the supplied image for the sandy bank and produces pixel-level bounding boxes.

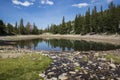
[0,34,120,45]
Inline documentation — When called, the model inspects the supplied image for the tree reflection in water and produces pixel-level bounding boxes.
[15,39,120,51]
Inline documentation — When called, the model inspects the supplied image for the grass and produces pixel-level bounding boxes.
[82,57,88,62]
[75,66,81,71]
[105,54,120,64]
[0,53,52,80]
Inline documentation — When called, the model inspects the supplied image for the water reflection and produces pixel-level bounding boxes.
[15,39,120,51]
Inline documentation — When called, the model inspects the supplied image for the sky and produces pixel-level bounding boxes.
[0,0,120,29]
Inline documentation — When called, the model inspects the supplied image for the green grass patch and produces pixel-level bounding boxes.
[0,53,52,80]
[105,54,120,64]
[75,66,81,71]
[82,57,88,62]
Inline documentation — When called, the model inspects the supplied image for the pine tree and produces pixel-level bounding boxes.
[98,5,104,33]
[32,23,39,34]
[19,18,25,34]
[26,22,32,34]
[61,16,67,34]
[85,8,90,33]
[0,20,6,35]
[7,23,14,35]
[74,15,80,34]
[109,2,118,33]
[91,6,98,33]
[14,22,18,34]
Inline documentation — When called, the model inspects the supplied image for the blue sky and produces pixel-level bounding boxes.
[0,0,120,29]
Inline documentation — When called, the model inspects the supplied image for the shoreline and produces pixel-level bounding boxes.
[0,47,120,79]
[0,34,120,45]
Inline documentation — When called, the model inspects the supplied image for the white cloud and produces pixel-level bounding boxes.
[12,0,34,7]
[72,3,89,8]
[41,0,54,5]
[107,0,113,3]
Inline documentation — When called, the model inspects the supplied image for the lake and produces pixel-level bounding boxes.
[15,38,120,51]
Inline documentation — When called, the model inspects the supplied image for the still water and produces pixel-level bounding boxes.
[16,39,120,51]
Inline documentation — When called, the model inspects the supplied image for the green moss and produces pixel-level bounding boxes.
[0,53,52,80]
[82,57,88,62]
[105,54,120,64]
[75,66,81,71]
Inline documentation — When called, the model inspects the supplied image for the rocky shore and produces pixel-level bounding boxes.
[40,50,120,80]
[0,47,120,80]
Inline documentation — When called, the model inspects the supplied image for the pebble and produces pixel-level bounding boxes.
[58,73,68,80]
[39,73,45,78]
[51,77,58,80]
[94,53,99,57]
[97,57,106,61]
[74,62,79,66]
[88,61,93,64]
[100,76,105,79]
[69,71,76,74]
[48,72,54,75]
[109,63,116,69]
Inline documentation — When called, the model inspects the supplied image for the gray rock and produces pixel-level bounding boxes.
[94,53,99,57]
[88,61,93,64]
[74,62,79,66]
[39,73,45,78]
[75,52,80,55]
[58,73,68,80]
[51,56,57,59]
[83,70,88,74]
[62,63,67,66]
[116,78,120,80]
[98,66,102,70]
[75,69,79,72]
[69,71,76,74]
[109,63,116,69]
[51,77,58,80]
[48,72,55,75]
[100,76,105,80]
[85,67,89,69]
[97,58,106,61]
[52,67,56,70]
